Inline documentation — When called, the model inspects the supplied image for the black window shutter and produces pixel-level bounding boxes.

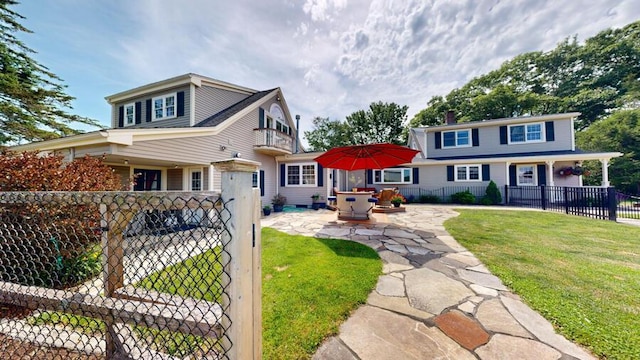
[260,170,265,196]
[118,106,124,127]
[500,126,508,145]
[317,164,323,187]
[447,165,454,182]
[482,164,490,181]
[366,169,373,184]
[280,164,286,187]
[537,164,547,185]
[135,102,142,124]
[472,128,479,147]
[145,99,152,122]
[545,121,555,142]
[509,165,517,186]
[177,91,185,117]
[258,108,264,128]
[412,167,419,184]
[434,132,441,149]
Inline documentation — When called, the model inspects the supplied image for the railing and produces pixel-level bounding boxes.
[253,128,293,153]
[397,186,490,203]
[616,191,640,220]
[505,185,617,221]
[0,159,262,359]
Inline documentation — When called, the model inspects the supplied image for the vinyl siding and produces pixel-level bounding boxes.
[111,166,131,190]
[194,85,251,123]
[278,160,325,206]
[414,163,505,188]
[426,119,573,158]
[75,145,113,157]
[111,85,191,129]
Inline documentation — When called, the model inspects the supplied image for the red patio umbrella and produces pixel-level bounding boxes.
[313,143,420,171]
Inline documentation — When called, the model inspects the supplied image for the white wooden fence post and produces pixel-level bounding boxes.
[213,158,262,360]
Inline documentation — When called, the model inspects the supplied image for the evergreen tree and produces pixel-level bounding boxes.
[0,0,100,145]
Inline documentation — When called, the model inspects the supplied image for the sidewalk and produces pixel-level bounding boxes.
[262,205,595,360]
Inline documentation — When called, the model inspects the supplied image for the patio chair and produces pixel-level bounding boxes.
[376,188,397,207]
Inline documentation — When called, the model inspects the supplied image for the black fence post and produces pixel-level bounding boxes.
[504,185,509,205]
[540,185,547,210]
[563,187,569,214]
[607,187,617,222]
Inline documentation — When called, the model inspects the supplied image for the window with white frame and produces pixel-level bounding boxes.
[152,92,177,121]
[374,168,412,184]
[509,123,544,143]
[124,103,135,126]
[286,163,316,186]
[442,129,470,148]
[517,165,536,185]
[455,165,481,181]
[190,170,202,191]
[252,172,258,188]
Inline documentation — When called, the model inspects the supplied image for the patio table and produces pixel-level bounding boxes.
[336,191,375,220]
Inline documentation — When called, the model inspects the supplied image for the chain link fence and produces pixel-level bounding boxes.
[0,191,241,359]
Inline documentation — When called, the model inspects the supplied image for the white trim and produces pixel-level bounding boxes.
[189,83,196,126]
[285,163,317,187]
[507,122,545,144]
[151,92,177,121]
[516,164,536,186]
[442,129,472,148]
[373,168,412,184]
[454,164,482,182]
[416,112,581,132]
[123,102,135,127]
[190,168,203,191]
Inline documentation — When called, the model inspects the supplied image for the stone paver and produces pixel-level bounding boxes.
[262,205,596,360]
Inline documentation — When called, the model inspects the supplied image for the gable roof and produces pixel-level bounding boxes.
[195,88,276,128]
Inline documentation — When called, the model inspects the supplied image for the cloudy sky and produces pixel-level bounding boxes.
[15,0,639,144]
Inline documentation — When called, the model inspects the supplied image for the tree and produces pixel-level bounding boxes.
[303,117,349,151]
[345,101,408,145]
[0,0,100,145]
[576,110,640,194]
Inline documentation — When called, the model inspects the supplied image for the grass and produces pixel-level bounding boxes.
[444,210,640,359]
[28,228,381,359]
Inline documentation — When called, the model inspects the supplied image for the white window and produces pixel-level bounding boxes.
[442,129,470,148]
[190,170,202,191]
[455,165,481,182]
[124,103,135,126]
[286,163,316,186]
[152,92,177,121]
[373,168,412,184]
[509,123,544,144]
[517,165,536,186]
[252,172,259,188]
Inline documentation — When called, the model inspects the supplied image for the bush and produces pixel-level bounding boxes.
[419,194,441,203]
[451,190,476,204]
[481,180,502,205]
[0,151,125,288]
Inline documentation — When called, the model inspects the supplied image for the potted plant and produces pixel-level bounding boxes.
[390,194,406,208]
[263,205,272,216]
[271,193,287,212]
[311,193,325,210]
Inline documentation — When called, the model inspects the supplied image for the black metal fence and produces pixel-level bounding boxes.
[505,185,617,221]
[398,186,490,203]
[615,191,640,220]
[0,191,234,359]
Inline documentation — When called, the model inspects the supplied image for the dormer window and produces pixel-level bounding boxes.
[124,103,135,126]
[442,129,470,148]
[152,92,177,121]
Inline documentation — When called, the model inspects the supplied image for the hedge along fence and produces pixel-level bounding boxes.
[0,158,262,360]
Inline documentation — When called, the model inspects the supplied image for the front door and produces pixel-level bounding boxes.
[133,169,161,191]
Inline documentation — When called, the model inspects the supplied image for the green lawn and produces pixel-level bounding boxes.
[444,210,640,359]
[30,228,381,359]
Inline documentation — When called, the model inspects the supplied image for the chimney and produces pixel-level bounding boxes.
[445,110,456,125]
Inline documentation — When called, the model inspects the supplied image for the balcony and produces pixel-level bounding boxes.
[254,128,294,155]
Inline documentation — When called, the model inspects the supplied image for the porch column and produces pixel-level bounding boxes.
[601,159,610,187]
[546,160,555,186]
[505,162,511,187]
[208,164,215,191]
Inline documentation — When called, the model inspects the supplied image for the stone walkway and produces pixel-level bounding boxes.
[262,205,595,360]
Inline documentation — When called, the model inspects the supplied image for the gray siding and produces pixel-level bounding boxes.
[167,168,183,190]
[111,166,131,190]
[111,85,191,129]
[194,85,250,123]
[75,145,113,158]
[278,160,326,206]
[427,120,573,158]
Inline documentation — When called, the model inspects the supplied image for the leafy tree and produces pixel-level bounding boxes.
[345,101,408,145]
[0,0,100,145]
[576,110,640,194]
[303,117,349,152]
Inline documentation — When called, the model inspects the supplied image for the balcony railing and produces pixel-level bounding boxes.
[253,128,294,155]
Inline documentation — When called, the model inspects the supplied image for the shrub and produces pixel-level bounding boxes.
[451,189,476,204]
[419,194,441,204]
[481,180,502,205]
[0,151,125,289]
